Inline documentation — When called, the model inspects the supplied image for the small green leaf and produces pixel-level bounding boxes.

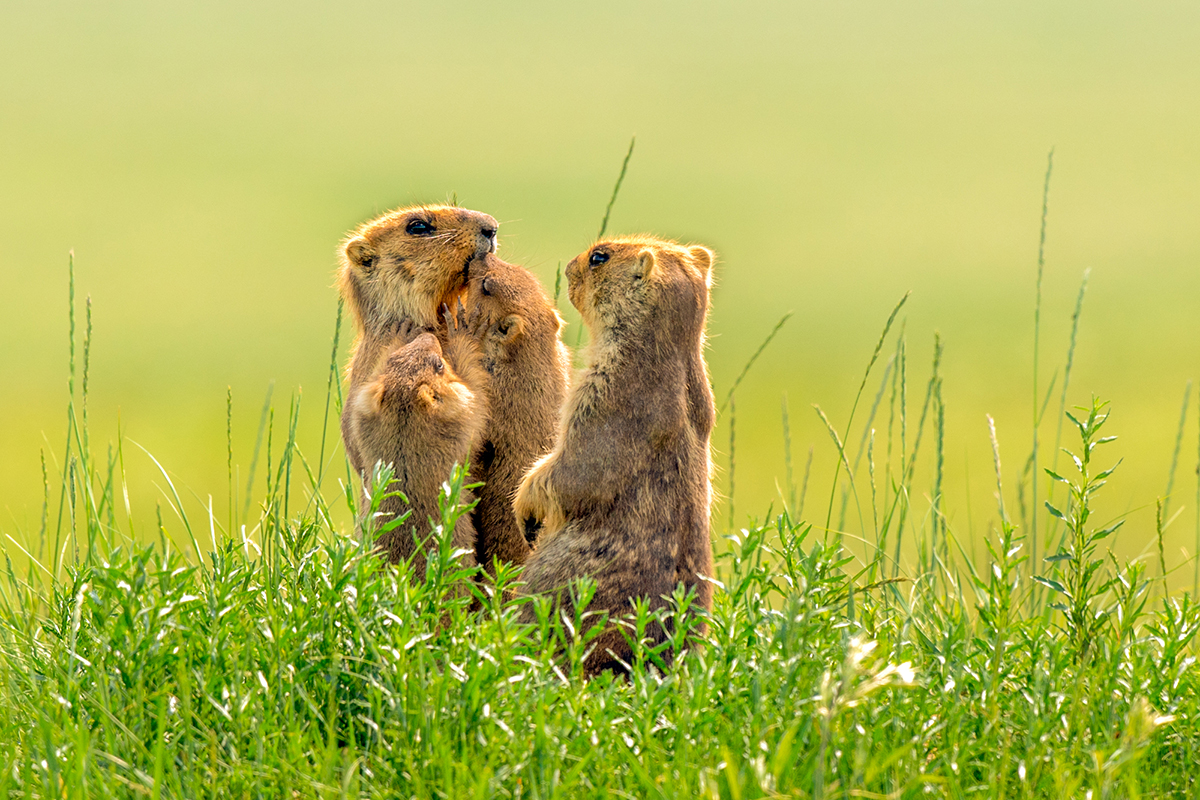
[1033,575,1069,596]
[1044,502,1066,522]
[1043,468,1070,485]
[1044,552,1073,563]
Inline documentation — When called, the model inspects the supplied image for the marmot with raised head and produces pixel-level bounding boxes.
[338,204,497,477]
[347,315,489,576]
[513,235,716,676]
[462,254,571,573]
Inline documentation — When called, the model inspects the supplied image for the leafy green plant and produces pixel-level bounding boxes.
[1039,397,1123,658]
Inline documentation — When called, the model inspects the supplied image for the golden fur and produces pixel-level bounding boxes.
[338,204,497,479]
[348,317,489,576]
[513,235,716,676]
[462,254,570,574]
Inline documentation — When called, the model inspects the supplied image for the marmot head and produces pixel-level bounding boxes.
[339,205,499,334]
[565,235,715,342]
[353,332,480,443]
[465,254,565,357]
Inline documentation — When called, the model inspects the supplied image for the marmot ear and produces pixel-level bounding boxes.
[496,314,526,343]
[634,249,659,280]
[689,245,715,286]
[416,385,437,408]
[345,237,378,272]
[362,378,388,415]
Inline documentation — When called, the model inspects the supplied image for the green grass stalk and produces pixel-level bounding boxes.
[822,294,909,536]
[597,136,636,240]
[1163,380,1192,523]
[718,311,793,416]
[1031,147,1054,588]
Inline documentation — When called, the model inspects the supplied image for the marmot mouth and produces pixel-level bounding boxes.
[462,255,473,283]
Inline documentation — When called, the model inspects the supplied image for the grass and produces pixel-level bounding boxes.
[3,231,1200,796]
[2,393,1198,797]
[4,110,1200,796]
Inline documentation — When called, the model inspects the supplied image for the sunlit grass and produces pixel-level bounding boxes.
[3,250,1199,796]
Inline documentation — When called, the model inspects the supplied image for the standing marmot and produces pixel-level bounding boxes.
[338,204,497,477]
[513,235,716,676]
[347,316,489,576]
[462,254,571,573]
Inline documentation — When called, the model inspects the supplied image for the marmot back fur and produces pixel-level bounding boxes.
[513,235,716,676]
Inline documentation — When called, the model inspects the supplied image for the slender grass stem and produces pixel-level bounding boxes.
[244,382,275,521]
[823,294,909,535]
[1164,380,1192,523]
[718,312,793,416]
[1031,147,1054,588]
[598,136,636,240]
[316,298,344,488]
[782,394,796,513]
[728,394,736,531]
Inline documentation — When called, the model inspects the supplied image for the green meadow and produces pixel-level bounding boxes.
[3,2,1200,794]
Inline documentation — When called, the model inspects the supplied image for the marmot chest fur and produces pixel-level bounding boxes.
[513,235,716,676]
[461,254,570,573]
[347,322,489,577]
[338,204,497,477]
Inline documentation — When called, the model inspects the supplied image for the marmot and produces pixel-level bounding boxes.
[462,253,571,573]
[338,204,498,477]
[347,315,489,577]
[512,235,716,676]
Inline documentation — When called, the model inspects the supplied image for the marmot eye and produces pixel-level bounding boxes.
[432,357,445,375]
[406,219,435,236]
[588,250,610,267]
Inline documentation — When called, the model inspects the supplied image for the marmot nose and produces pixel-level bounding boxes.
[480,227,497,252]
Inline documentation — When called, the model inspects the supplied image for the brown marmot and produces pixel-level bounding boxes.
[338,204,497,478]
[461,253,571,573]
[512,235,716,676]
[346,315,489,577]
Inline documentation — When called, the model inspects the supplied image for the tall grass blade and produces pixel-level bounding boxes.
[227,386,234,534]
[987,415,1007,524]
[130,440,202,565]
[597,136,636,240]
[1030,147,1054,583]
[1050,270,1090,481]
[718,311,793,416]
[798,445,813,522]
[243,381,275,520]
[317,298,344,487]
[728,394,736,531]
[1163,380,1192,523]
[814,404,864,542]
[782,394,796,513]
[822,294,909,534]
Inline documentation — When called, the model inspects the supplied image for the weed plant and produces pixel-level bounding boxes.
[2,159,1199,797]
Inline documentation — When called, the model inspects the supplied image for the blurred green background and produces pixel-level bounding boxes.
[2,1,1199,585]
